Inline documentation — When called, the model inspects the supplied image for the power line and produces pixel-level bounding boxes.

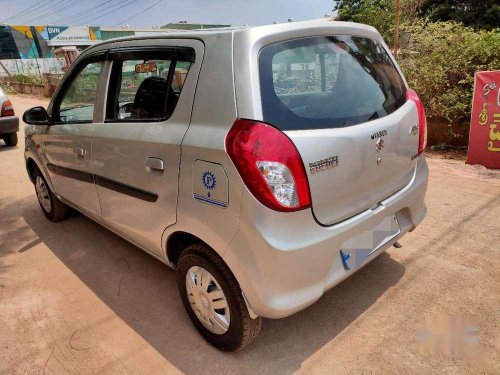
[19,0,85,24]
[2,0,164,28]
[51,0,117,24]
[112,0,164,26]
[68,0,143,25]
[54,0,139,25]
[1,0,53,22]
[1,0,57,23]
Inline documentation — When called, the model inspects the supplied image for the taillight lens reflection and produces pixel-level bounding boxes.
[1,100,14,117]
[406,89,427,155]
[225,119,311,212]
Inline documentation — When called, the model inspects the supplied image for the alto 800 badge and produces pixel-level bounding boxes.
[309,156,339,173]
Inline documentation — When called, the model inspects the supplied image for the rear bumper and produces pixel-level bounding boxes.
[0,116,19,135]
[223,156,428,319]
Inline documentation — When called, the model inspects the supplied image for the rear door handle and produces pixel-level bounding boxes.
[146,157,164,171]
[74,146,86,157]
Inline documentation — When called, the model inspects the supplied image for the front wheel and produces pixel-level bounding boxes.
[3,133,18,146]
[33,167,69,222]
[177,244,262,351]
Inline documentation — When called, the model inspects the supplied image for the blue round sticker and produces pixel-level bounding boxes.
[202,171,217,190]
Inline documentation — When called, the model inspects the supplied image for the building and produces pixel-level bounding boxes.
[0,25,101,60]
[0,25,178,75]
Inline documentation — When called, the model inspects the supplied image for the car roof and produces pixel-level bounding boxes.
[84,19,380,53]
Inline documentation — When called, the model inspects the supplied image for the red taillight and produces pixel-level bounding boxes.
[1,100,14,117]
[406,89,427,155]
[225,119,311,212]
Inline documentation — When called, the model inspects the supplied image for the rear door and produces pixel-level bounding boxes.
[91,40,203,256]
[258,35,419,225]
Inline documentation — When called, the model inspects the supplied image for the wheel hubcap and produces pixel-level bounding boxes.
[35,176,51,213]
[186,266,230,335]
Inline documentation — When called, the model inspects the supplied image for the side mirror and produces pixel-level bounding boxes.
[23,106,50,125]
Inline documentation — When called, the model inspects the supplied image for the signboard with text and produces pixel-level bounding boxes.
[45,26,100,46]
[466,70,500,169]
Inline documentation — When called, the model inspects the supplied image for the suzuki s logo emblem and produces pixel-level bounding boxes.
[410,124,419,135]
[375,138,385,152]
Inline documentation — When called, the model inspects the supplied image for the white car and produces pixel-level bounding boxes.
[23,20,428,351]
[0,87,19,146]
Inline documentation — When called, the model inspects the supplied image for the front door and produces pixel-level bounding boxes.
[43,56,105,217]
[91,40,203,256]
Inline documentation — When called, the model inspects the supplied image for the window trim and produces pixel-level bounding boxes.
[103,47,194,124]
[107,46,195,63]
[51,52,107,126]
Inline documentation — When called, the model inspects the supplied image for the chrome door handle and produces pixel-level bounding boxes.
[146,157,164,171]
[74,146,86,157]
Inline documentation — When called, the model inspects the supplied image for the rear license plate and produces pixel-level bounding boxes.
[340,214,401,270]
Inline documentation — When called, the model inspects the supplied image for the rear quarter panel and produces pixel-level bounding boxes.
[162,32,246,261]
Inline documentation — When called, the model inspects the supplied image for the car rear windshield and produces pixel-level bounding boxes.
[259,35,407,130]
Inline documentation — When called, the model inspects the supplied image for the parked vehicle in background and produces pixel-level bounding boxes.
[23,20,428,351]
[0,87,19,146]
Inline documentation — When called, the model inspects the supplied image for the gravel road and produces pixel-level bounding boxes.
[1,94,499,374]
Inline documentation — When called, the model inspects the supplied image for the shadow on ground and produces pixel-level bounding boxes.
[15,194,405,374]
[0,143,19,153]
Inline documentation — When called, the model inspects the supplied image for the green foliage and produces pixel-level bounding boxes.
[398,21,500,127]
[334,0,396,44]
[11,74,42,85]
[0,80,16,95]
[418,0,500,30]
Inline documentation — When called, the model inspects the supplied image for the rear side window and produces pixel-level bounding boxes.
[106,50,192,122]
[259,35,407,130]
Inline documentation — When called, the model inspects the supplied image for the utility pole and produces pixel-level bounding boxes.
[393,0,400,59]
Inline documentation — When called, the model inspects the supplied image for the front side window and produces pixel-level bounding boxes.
[57,62,102,123]
[106,54,191,122]
[259,36,407,130]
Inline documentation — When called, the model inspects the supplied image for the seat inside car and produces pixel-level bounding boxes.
[130,76,178,119]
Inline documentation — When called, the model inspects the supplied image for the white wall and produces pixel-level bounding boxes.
[0,58,65,76]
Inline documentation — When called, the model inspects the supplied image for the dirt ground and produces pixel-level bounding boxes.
[1,94,499,374]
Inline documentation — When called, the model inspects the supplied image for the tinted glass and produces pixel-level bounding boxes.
[107,57,191,121]
[59,62,102,123]
[259,36,407,130]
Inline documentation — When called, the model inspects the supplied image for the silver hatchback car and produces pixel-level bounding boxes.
[24,20,428,351]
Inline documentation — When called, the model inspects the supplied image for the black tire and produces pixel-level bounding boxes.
[33,167,69,222]
[4,133,18,147]
[177,243,262,351]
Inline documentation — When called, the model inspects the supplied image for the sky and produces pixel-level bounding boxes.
[0,0,335,28]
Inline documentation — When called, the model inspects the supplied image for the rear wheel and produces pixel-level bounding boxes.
[3,133,18,147]
[177,243,262,351]
[33,167,69,222]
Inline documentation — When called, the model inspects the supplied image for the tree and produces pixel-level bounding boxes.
[333,0,426,45]
[333,0,396,44]
[418,0,500,30]
[333,0,500,31]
